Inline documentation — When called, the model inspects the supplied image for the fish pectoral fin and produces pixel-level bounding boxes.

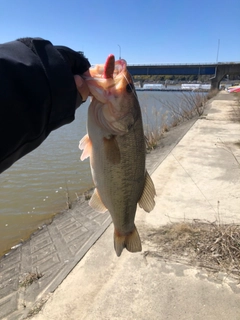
[89,188,108,213]
[138,171,156,213]
[114,226,142,257]
[79,134,92,161]
[104,135,121,164]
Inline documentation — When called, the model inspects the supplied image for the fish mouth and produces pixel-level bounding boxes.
[83,55,136,135]
[87,55,127,80]
[82,55,129,105]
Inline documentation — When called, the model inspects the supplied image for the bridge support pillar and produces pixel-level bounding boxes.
[210,65,230,91]
[211,78,220,91]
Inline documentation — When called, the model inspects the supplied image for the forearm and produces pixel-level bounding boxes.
[0,39,89,173]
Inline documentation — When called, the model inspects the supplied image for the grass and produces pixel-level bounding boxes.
[65,184,72,209]
[143,105,168,150]
[19,271,43,288]
[26,295,50,318]
[143,89,218,150]
[144,220,240,280]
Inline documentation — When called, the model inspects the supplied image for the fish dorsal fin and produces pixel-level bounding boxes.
[89,188,108,213]
[138,171,156,213]
[104,136,121,165]
[79,134,92,161]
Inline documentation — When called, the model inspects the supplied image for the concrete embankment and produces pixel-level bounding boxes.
[1,91,240,320]
[30,91,240,320]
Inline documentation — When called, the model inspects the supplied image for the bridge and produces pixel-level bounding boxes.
[127,62,240,90]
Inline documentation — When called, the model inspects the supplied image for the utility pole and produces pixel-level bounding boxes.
[118,44,121,59]
[216,39,220,63]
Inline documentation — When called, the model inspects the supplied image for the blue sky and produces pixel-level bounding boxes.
[1,0,239,65]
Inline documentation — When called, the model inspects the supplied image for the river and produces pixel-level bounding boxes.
[0,90,205,257]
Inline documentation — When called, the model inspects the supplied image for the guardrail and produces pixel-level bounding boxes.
[128,62,240,67]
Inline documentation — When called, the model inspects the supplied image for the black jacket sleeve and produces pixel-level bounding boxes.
[0,38,90,173]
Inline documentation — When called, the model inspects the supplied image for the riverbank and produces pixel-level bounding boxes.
[1,91,240,319]
[32,91,240,320]
[0,104,197,319]
[0,90,206,258]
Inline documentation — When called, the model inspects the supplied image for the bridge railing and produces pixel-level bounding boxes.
[127,62,240,67]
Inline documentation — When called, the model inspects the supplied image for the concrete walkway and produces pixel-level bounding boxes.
[0,98,194,320]
[1,91,240,319]
[32,91,240,320]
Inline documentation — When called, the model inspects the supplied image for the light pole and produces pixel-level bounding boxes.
[216,39,220,63]
[118,44,121,59]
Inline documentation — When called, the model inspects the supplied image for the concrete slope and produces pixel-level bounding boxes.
[32,91,240,320]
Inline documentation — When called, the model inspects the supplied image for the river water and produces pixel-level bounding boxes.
[0,91,204,257]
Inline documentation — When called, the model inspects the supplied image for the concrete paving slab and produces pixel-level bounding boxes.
[0,110,194,319]
[32,224,240,320]
[1,91,240,319]
[30,91,240,320]
[0,203,111,320]
[146,110,240,226]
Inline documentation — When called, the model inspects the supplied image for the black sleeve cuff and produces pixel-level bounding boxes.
[21,38,78,131]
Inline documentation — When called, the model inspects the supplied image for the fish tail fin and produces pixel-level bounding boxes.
[114,226,142,257]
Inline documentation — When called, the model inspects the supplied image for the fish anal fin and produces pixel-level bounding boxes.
[114,226,142,257]
[89,188,107,213]
[138,171,156,213]
[104,136,121,165]
[79,134,92,161]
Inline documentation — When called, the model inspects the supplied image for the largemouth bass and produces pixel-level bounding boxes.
[79,54,156,257]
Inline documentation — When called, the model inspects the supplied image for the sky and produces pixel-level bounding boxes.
[0,0,240,65]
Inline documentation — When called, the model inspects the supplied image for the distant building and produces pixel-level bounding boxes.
[181,84,211,91]
[143,83,163,90]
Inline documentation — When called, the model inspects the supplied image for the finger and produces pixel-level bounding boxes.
[74,75,89,102]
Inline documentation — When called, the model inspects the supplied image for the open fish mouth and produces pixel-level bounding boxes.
[81,55,136,135]
[88,55,127,79]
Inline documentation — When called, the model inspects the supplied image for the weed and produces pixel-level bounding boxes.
[83,187,94,201]
[165,92,207,121]
[65,181,72,209]
[19,271,43,288]
[143,91,217,150]
[143,105,167,150]
[144,219,240,280]
[26,295,50,318]
[84,191,92,201]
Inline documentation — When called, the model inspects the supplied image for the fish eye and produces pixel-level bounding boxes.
[126,83,134,93]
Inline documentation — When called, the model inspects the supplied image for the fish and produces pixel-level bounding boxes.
[79,54,156,257]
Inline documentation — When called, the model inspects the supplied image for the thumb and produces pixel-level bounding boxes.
[74,75,89,102]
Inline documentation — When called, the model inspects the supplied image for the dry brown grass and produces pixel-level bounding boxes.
[19,271,43,288]
[143,90,218,150]
[163,91,215,122]
[144,220,240,279]
[143,105,168,150]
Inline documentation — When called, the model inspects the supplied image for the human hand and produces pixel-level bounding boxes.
[54,46,91,104]
[55,47,91,103]
[74,75,90,102]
